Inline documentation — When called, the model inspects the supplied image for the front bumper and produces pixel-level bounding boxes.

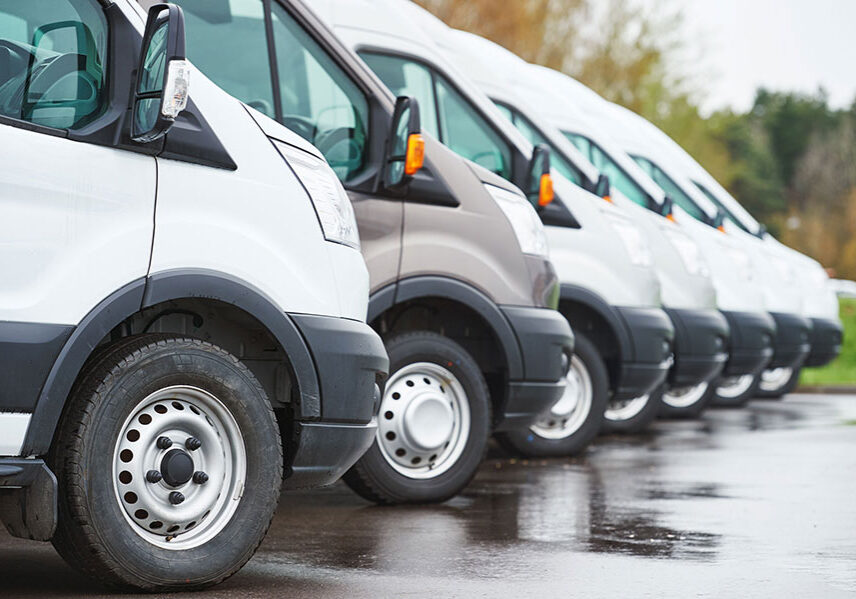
[284,315,388,489]
[496,306,574,431]
[804,317,844,368]
[614,307,675,400]
[768,312,812,369]
[665,308,730,388]
[720,310,776,376]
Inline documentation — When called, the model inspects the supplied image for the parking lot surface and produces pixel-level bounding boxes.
[2,393,855,598]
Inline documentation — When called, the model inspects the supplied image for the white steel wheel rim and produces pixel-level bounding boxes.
[605,393,650,422]
[112,385,247,550]
[716,374,755,399]
[531,354,592,440]
[663,382,709,409]
[759,367,793,392]
[377,362,470,480]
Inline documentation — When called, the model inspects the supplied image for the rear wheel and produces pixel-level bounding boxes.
[496,332,607,457]
[755,366,800,399]
[49,335,282,592]
[343,332,490,504]
[659,381,713,419]
[711,373,761,407]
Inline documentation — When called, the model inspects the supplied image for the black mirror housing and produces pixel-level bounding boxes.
[383,96,423,191]
[526,144,552,208]
[594,173,611,199]
[132,3,189,143]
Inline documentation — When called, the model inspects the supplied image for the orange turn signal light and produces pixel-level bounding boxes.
[602,195,613,203]
[405,133,425,176]
[717,225,726,233]
[539,173,554,207]
[666,212,676,223]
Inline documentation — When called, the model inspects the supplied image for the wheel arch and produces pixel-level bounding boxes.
[23,269,320,456]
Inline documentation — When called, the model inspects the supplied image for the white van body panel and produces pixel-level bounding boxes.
[149,71,369,321]
[0,413,32,455]
[0,124,156,326]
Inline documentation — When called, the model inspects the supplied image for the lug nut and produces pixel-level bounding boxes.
[146,470,163,484]
[156,436,172,450]
[185,437,202,451]
[169,491,185,505]
[193,471,209,484]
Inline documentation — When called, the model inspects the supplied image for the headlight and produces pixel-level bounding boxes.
[604,211,652,267]
[663,227,710,277]
[484,184,549,257]
[770,253,796,284]
[273,140,360,250]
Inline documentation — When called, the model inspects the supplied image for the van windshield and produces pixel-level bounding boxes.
[693,180,754,234]
[564,132,649,208]
[176,0,370,182]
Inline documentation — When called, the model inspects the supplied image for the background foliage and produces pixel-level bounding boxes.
[415,0,856,280]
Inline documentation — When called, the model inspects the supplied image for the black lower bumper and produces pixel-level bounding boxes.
[614,306,675,400]
[804,317,843,368]
[768,312,812,369]
[664,308,730,388]
[284,315,388,489]
[497,306,574,430]
[721,310,776,376]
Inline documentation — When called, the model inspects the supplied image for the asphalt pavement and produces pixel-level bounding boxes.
[2,393,855,598]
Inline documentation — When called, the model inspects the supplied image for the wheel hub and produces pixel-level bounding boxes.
[717,374,755,399]
[759,367,793,392]
[605,394,650,422]
[112,386,246,550]
[663,382,709,409]
[377,362,470,480]
[159,449,194,487]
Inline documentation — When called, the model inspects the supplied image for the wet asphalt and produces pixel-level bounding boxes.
[2,392,855,598]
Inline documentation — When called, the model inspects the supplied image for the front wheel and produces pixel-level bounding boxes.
[49,335,282,592]
[658,381,713,419]
[343,332,490,504]
[496,332,607,457]
[711,373,761,407]
[755,366,800,399]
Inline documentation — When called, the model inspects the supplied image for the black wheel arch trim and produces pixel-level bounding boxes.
[559,284,633,361]
[376,276,525,380]
[23,269,322,456]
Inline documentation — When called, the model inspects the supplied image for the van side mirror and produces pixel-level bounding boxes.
[714,208,727,232]
[132,3,190,143]
[661,195,676,222]
[383,96,425,190]
[595,174,611,201]
[526,144,554,209]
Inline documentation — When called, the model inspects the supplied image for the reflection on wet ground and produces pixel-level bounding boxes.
[2,393,856,598]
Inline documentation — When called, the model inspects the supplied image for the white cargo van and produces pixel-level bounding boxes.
[0,1,387,591]
[313,0,682,452]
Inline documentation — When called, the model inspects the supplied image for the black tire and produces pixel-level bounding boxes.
[711,372,762,407]
[48,334,282,592]
[495,332,607,457]
[658,381,716,419]
[343,331,490,504]
[602,383,663,434]
[755,366,801,399]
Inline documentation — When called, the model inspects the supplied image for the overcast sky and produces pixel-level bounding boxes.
[658,0,856,114]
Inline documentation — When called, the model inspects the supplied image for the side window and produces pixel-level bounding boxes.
[0,1,108,129]
[494,101,583,186]
[588,141,649,208]
[270,3,369,181]
[361,51,512,179]
[179,0,275,117]
[434,76,512,178]
[179,0,370,182]
[633,156,706,221]
[694,180,752,233]
[359,53,438,138]
[563,132,591,160]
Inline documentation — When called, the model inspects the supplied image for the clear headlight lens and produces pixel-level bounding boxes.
[484,184,549,257]
[604,211,652,267]
[663,227,710,278]
[274,140,360,250]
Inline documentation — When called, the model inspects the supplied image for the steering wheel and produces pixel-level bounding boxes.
[282,115,318,143]
[314,126,362,175]
[0,40,34,116]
